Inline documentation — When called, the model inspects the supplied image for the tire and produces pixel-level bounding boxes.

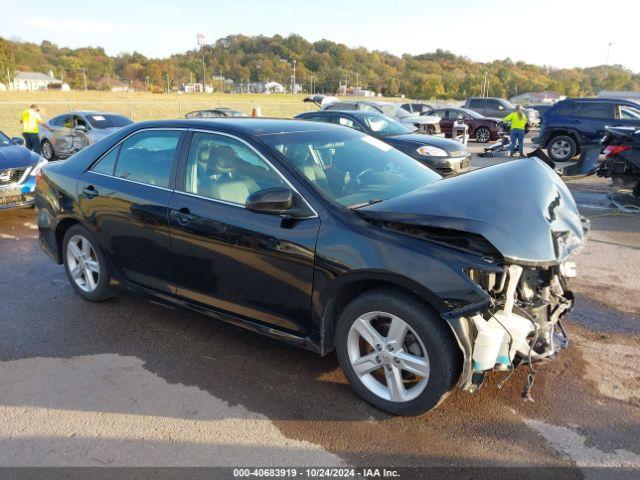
[547,135,577,162]
[335,288,460,416]
[475,127,492,143]
[41,139,55,161]
[62,224,113,302]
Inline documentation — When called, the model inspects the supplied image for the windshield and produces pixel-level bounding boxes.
[260,128,440,208]
[0,131,10,146]
[620,106,640,120]
[502,99,516,109]
[363,115,415,136]
[86,114,133,129]
[459,108,483,119]
[380,104,410,119]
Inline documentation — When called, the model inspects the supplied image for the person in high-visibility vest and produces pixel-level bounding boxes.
[502,104,527,157]
[19,104,43,154]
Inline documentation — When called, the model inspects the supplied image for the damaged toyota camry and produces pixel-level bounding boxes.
[35,119,588,415]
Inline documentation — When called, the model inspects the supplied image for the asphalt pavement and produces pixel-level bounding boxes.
[0,137,639,476]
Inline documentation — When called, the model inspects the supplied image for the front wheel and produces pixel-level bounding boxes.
[62,224,113,302]
[41,139,55,161]
[335,289,461,416]
[475,127,492,143]
[547,135,577,162]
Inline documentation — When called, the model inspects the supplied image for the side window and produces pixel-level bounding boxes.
[336,116,356,129]
[468,99,484,108]
[92,146,120,175]
[183,132,285,205]
[114,130,181,188]
[575,102,614,119]
[486,100,501,110]
[75,116,88,129]
[49,115,68,127]
[359,103,379,113]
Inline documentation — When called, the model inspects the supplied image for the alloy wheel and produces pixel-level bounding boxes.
[42,141,54,160]
[66,234,100,292]
[476,128,490,143]
[347,311,430,402]
[551,139,571,160]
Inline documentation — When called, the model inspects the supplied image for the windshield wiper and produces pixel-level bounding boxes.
[349,198,383,210]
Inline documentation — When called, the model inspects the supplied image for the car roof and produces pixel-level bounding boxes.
[298,110,387,120]
[57,111,125,116]
[562,97,631,103]
[130,118,346,136]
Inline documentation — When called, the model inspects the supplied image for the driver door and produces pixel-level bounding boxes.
[168,131,320,334]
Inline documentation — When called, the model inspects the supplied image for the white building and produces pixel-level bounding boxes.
[12,71,62,91]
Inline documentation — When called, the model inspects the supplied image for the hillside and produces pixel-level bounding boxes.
[1,34,639,99]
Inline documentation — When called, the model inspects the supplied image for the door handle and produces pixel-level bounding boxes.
[171,207,197,223]
[83,185,99,198]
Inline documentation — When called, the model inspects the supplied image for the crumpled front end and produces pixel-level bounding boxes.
[455,260,577,392]
[358,158,590,394]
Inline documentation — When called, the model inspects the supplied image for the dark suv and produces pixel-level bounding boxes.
[537,98,640,161]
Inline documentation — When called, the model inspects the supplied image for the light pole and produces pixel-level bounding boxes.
[197,33,206,92]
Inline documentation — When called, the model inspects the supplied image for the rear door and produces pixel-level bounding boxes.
[573,102,615,144]
[48,114,74,156]
[168,130,320,334]
[78,128,184,293]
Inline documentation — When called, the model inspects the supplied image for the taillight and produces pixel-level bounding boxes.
[604,145,631,158]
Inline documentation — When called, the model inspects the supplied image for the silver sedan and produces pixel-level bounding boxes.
[39,111,133,160]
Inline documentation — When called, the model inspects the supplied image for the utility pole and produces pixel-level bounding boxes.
[197,33,206,92]
[145,75,149,90]
[81,68,87,91]
[606,41,613,66]
[292,59,297,95]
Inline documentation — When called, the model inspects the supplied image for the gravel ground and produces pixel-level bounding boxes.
[0,136,638,476]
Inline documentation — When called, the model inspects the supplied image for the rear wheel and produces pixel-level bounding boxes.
[41,139,55,161]
[475,127,491,143]
[547,135,577,162]
[335,289,460,416]
[62,224,112,302]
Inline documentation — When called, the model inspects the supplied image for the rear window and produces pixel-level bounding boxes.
[87,114,133,129]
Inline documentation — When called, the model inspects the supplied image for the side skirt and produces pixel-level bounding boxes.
[112,278,322,354]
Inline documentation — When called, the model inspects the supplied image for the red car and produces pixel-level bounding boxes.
[425,107,504,143]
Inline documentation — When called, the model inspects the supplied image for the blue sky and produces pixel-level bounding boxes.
[3,0,639,71]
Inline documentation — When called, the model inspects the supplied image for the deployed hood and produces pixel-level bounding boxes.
[0,144,40,170]
[401,115,440,125]
[358,158,587,266]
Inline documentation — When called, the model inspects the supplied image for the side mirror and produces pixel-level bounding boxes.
[246,187,293,215]
[498,105,505,111]
[11,137,24,145]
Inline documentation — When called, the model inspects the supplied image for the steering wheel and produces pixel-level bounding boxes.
[344,168,375,194]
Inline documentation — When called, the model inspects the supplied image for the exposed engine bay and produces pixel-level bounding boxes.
[461,262,576,396]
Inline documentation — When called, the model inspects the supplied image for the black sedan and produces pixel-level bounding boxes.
[0,130,47,210]
[36,119,586,415]
[296,110,470,176]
